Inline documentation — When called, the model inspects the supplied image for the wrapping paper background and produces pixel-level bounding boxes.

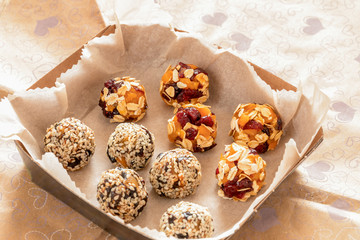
[1,21,324,239]
[0,0,360,239]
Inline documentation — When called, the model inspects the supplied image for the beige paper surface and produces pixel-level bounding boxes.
[0,23,328,239]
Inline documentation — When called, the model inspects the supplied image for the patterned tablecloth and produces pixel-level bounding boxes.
[1,0,360,239]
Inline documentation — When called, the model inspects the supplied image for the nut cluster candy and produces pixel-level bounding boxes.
[149,148,201,199]
[107,123,155,170]
[160,62,209,107]
[96,167,148,223]
[159,201,214,239]
[99,76,147,123]
[216,143,266,201]
[167,103,217,152]
[229,103,283,153]
[43,117,95,171]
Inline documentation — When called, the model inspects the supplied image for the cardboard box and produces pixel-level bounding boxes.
[14,25,324,240]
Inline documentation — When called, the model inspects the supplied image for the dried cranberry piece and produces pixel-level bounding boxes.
[194,68,208,76]
[178,62,190,69]
[173,84,182,97]
[164,83,181,99]
[249,148,258,155]
[113,108,119,115]
[199,116,214,127]
[161,93,170,101]
[176,89,203,102]
[222,184,238,198]
[178,68,185,78]
[178,62,191,78]
[254,142,269,154]
[224,176,239,186]
[104,79,115,89]
[184,107,201,124]
[176,111,189,127]
[133,86,144,94]
[262,126,270,136]
[215,167,219,175]
[243,120,263,130]
[276,117,282,130]
[178,71,185,78]
[104,110,113,118]
[234,191,246,199]
[104,78,123,93]
[99,99,106,109]
[236,178,253,189]
[185,128,198,140]
[221,176,253,199]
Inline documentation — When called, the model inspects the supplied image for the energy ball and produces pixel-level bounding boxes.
[167,103,217,152]
[160,62,209,107]
[99,76,147,123]
[107,123,155,170]
[160,201,214,239]
[43,117,95,171]
[149,148,201,199]
[229,103,283,153]
[97,167,148,223]
[216,143,266,202]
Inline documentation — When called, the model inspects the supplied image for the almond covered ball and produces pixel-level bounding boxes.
[149,148,201,199]
[44,117,95,171]
[160,62,209,107]
[99,76,147,123]
[229,103,283,153]
[160,201,214,239]
[107,123,155,170]
[216,143,266,202]
[97,167,148,223]
[167,103,217,152]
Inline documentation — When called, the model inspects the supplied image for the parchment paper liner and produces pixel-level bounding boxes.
[0,23,329,239]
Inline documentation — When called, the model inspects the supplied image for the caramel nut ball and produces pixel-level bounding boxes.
[99,76,147,123]
[229,103,283,153]
[167,103,217,152]
[216,143,266,202]
[160,62,209,107]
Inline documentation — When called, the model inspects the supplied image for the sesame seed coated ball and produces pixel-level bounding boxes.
[107,123,155,170]
[96,167,148,223]
[160,201,214,239]
[43,117,95,171]
[149,148,201,199]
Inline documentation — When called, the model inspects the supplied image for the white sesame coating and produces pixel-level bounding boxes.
[149,148,201,199]
[107,123,155,170]
[96,167,148,223]
[159,201,214,239]
[43,117,95,171]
